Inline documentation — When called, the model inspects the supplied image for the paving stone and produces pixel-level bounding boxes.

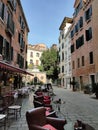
[4,86,98,130]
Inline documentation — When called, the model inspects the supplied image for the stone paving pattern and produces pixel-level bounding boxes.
[1,86,98,130]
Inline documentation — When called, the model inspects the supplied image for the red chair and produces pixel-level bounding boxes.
[34,95,51,105]
[33,100,57,117]
[26,107,67,130]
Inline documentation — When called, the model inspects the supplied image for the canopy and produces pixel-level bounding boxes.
[0,61,34,76]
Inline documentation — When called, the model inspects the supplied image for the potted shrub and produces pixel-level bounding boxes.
[84,84,92,94]
[92,83,98,99]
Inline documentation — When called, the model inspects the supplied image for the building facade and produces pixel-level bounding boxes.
[26,43,47,84]
[70,0,98,90]
[0,0,29,94]
[58,17,72,88]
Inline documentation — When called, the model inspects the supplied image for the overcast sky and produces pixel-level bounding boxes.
[21,0,74,48]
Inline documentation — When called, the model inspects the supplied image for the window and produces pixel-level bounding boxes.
[62,43,64,49]
[19,16,25,29]
[36,53,39,57]
[72,61,75,69]
[75,23,78,33]
[85,27,92,41]
[76,35,84,49]
[0,2,4,20]
[62,52,64,61]
[62,34,64,39]
[30,52,33,57]
[5,40,10,61]
[85,6,92,21]
[62,66,64,73]
[77,58,80,68]
[89,52,93,64]
[65,51,67,60]
[59,38,61,43]
[0,35,3,55]
[18,33,24,47]
[71,30,74,38]
[79,17,83,28]
[75,0,82,16]
[30,59,33,64]
[7,0,17,11]
[11,47,13,61]
[82,56,85,66]
[7,13,14,35]
[71,44,74,53]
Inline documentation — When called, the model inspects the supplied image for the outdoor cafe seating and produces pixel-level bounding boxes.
[33,100,57,118]
[26,107,67,130]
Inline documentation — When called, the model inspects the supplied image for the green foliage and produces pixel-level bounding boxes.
[38,65,44,72]
[40,48,59,80]
[28,63,33,69]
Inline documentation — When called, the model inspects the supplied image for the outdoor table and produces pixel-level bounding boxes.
[8,105,21,120]
[0,114,7,130]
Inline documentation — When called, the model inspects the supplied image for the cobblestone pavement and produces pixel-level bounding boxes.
[1,86,98,130]
[52,87,98,130]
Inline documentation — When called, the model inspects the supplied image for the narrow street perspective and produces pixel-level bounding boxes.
[1,0,98,130]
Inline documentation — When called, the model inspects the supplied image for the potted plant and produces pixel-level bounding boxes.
[92,83,98,99]
[84,84,92,94]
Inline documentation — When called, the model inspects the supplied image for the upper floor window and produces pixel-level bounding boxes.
[62,43,64,49]
[79,17,83,28]
[62,52,64,61]
[62,66,64,73]
[70,30,74,38]
[62,34,64,39]
[19,15,25,30]
[0,2,5,20]
[85,27,92,41]
[74,0,83,16]
[89,51,93,64]
[76,35,84,49]
[30,59,33,64]
[77,58,80,68]
[71,44,75,53]
[7,0,17,11]
[36,53,39,57]
[59,38,61,43]
[85,6,92,21]
[72,60,75,69]
[30,52,33,57]
[75,23,79,33]
[82,56,85,66]
[0,35,3,55]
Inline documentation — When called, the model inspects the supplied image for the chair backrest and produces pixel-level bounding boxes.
[34,95,44,103]
[33,100,43,108]
[26,107,47,127]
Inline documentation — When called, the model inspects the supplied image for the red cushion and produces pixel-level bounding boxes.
[45,111,50,116]
[45,107,51,111]
[44,96,50,100]
[43,124,57,130]
[44,100,51,104]
[36,92,43,96]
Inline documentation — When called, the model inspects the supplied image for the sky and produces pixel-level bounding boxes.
[21,0,74,48]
